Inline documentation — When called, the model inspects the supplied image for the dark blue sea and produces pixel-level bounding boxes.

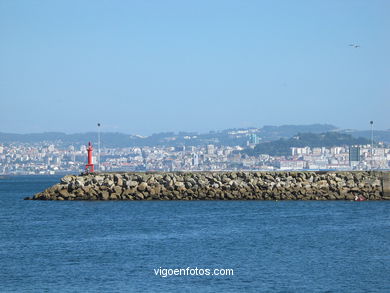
[0,176,389,292]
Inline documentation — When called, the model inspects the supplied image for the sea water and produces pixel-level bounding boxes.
[0,176,389,292]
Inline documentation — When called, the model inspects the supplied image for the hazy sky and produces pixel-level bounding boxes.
[0,0,389,134]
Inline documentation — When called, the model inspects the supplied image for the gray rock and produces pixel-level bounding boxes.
[109,193,118,200]
[112,186,123,195]
[128,181,138,188]
[114,174,123,186]
[138,182,148,191]
[101,191,109,200]
[58,189,71,198]
[174,182,185,188]
[60,175,74,184]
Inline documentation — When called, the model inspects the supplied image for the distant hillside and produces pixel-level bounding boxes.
[259,124,337,141]
[341,129,390,144]
[243,132,371,157]
[1,124,386,148]
[0,124,338,147]
[0,132,134,147]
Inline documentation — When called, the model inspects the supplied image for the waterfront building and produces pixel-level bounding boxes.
[349,146,360,167]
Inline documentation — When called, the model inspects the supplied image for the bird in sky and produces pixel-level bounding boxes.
[349,44,360,48]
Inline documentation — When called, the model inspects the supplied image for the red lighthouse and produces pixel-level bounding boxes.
[85,142,95,173]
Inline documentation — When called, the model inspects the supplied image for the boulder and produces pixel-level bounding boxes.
[174,182,185,189]
[60,175,74,184]
[138,182,148,191]
[109,194,118,200]
[114,174,123,186]
[128,181,138,188]
[58,189,71,198]
[112,186,123,195]
[101,191,109,200]
[136,193,145,200]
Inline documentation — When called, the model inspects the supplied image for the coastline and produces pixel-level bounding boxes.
[26,171,390,201]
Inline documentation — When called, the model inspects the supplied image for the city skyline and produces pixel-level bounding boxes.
[1,1,389,134]
[1,139,388,175]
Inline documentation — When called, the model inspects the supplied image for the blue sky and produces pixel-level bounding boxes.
[0,0,389,134]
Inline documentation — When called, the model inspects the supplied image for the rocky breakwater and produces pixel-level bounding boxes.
[27,171,390,201]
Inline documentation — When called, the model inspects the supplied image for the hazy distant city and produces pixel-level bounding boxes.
[1,125,389,175]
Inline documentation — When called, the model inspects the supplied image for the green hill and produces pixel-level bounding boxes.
[244,132,371,157]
